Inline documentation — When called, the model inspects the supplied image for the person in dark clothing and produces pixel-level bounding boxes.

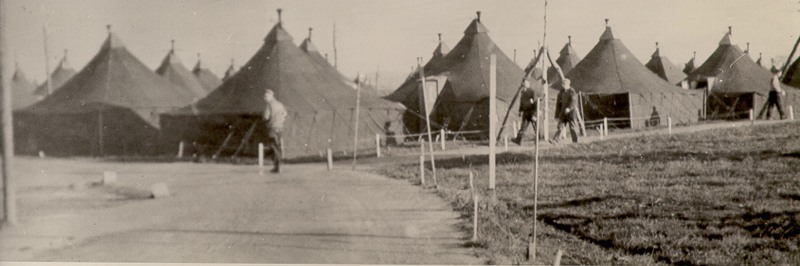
[648,106,660,127]
[547,49,579,144]
[512,79,538,145]
[757,68,786,120]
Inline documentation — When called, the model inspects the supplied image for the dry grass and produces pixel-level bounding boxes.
[376,122,800,265]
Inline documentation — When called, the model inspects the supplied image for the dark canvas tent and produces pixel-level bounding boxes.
[686,28,797,119]
[387,13,524,139]
[385,33,453,135]
[7,66,39,110]
[222,59,237,81]
[156,41,209,98]
[645,44,686,85]
[683,52,697,75]
[298,28,382,97]
[547,36,581,85]
[34,49,77,98]
[14,28,196,156]
[192,54,223,92]
[560,22,703,129]
[160,14,404,159]
[783,56,800,88]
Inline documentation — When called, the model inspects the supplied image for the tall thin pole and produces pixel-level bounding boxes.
[541,0,550,140]
[418,58,437,187]
[42,26,52,95]
[1,0,19,226]
[532,97,540,263]
[488,54,497,191]
[333,22,338,70]
[351,73,362,169]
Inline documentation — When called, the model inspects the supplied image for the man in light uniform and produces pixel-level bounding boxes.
[264,89,287,173]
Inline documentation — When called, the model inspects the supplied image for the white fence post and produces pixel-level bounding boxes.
[440,129,446,150]
[667,116,673,135]
[177,141,184,158]
[419,155,426,186]
[375,134,381,158]
[326,148,333,170]
[749,108,754,124]
[258,143,264,168]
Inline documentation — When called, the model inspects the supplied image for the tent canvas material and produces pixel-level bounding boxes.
[547,38,582,85]
[645,46,687,85]
[560,24,702,128]
[156,45,209,98]
[192,58,223,93]
[161,19,404,159]
[14,30,195,156]
[34,52,77,98]
[8,68,39,110]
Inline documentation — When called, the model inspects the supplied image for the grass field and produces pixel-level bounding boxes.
[376,122,800,265]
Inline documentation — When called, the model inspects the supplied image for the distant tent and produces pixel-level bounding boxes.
[385,33,454,135]
[155,40,208,98]
[686,27,797,120]
[755,53,763,67]
[644,43,686,85]
[683,51,696,75]
[7,65,38,110]
[547,36,581,85]
[299,27,382,97]
[222,59,237,81]
[160,11,405,158]
[14,26,195,156]
[34,49,76,98]
[783,56,800,88]
[387,12,525,139]
[559,20,703,129]
[192,53,222,92]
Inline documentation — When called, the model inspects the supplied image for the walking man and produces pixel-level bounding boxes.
[547,49,579,144]
[512,79,538,145]
[757,68,786,120]
[264,89,288,173]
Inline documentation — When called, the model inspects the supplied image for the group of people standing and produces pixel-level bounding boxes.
[512,49,581,146]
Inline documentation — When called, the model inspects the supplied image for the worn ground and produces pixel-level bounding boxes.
[0,159,480,264]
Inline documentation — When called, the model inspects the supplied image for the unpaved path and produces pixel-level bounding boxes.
[0,160,481,264]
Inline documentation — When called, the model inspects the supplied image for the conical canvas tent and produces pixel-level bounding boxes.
[8,66,39,110]
[547,36,581,85]
[645,43,686,85]
[160,12,404,159]
[560,21,703,129]
[385,33,453,135]
[222,59,237,81]
[14,27,196,156]
[299,28,382,97]
[687,27,797,120]
[683,52,696,75]
[34,49,77,98]
[387,13,524,139]
[192,54,222,93]
[156,40,208,98]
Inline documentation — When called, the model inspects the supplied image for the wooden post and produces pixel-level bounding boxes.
[472,193,479,242]
[440,129,445,150]
[749,108,754,124]
[512,121,518,136]
[258,143,264,168]
[280,137,284,159]
[326,148,333,170]
[418,59,437,187]
[602,117,608,138]
[532,97,540,263]
[667,116,673,135]
[554,249,563,266]
[352,74,362,170]
[177,141,184,158]
[503,132,508,151]
[578,92,587,137]
[375,134,381,158]
[790,106,795,120]
[1,0,19,226]
[419,154,426,186]
[469,170,474,194]
[42,26,53,96]
[489,54,497,191]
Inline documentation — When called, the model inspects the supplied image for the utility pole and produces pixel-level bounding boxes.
[333,22,338,70]
[1,0,19,226]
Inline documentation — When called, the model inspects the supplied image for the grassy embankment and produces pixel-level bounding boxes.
[376,122,800,265]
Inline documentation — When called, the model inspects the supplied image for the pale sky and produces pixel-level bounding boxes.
[8,0,800,91]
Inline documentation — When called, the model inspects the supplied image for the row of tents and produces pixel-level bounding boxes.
[6,10,800,158]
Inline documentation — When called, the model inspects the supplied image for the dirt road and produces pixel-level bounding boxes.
[0,160,480,264]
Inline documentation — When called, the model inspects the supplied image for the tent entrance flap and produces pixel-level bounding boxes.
[581,93,631,129]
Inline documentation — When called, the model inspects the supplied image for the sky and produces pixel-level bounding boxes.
[8,0,800,91]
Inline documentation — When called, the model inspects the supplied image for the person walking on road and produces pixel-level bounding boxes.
[547,49,579,144]
[264,89,288,173]
[512,79,538,145]
[757,67,786,120]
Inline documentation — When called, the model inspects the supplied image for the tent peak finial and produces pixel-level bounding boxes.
[308,27,312,40]
[171,39,175,51]
[605,18,609,26]
[277,8,282,24]
[476,11,481,21]
[693,51,696,59]
[106,24,111,33]
[64,49,68,59]
[656,42,659,48]
[728,26,732,35]
[568,35,572,44]
[438,33,442,42]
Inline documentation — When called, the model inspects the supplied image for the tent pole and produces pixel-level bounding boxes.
[781,35,800,80]
[352,74,362,170]
[42,26,52,96]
